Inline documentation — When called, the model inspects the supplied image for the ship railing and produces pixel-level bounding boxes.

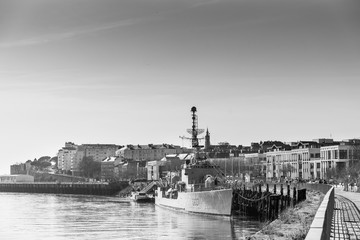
[191,183,230,192]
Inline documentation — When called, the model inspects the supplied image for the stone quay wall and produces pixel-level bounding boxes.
[0,181,129,196]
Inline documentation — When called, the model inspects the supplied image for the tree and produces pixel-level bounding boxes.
[30,156,52,171]
[326,168,337,180]
[79,156,101,179]
[281,163,295,179]
[348,144,360,183]
[50,156,58,168]
[38,156,51,162]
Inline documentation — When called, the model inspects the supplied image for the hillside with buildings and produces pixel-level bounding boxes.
[7,136,360,186]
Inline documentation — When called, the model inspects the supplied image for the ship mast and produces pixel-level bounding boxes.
[190,106,200,148]
[179,106,205,159]
[188,107,204,160]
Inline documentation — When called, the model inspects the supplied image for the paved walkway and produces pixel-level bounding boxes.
[331,188,360,240]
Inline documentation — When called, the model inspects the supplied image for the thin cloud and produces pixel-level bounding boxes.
[0,18,140,48]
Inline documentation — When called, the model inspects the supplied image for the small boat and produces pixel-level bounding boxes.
[130,191,154,203]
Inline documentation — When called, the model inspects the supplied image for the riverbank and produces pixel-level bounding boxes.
[246,189,324,240]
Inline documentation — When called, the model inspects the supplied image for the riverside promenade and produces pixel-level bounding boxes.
[331,187,360,240]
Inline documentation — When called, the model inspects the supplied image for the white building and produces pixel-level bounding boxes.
[266,142,320,180]
[58,143,120,175]
[319,144,352,179]
[265,140,360,181]
[146,153,194,181]
[116,144,189,162]
[0,174,34,183]
[57,142,77,173]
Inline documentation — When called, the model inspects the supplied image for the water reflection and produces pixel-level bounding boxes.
[0,193,262,240]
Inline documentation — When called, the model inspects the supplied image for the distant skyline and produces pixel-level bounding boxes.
[1,0,359,174]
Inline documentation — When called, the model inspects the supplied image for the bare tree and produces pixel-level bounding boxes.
[281,163,295,179]
[348,144,360,182]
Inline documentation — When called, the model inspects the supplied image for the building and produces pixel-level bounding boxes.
[319,143,353,179]
[10,161,32,175]
[244,153,267,179]
[115,144,188,162]
[57,142,121,175]
[82,144,120,162]
[101,156,122,181]
[57,142,77,173]
[0,175,34,183]
[72,145,85,175]
[265,139,360,181]
[204,128,211,150]
[266,141,321,180]
[146,153,194,181]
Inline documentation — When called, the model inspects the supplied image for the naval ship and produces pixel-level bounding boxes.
[155,107,233,216]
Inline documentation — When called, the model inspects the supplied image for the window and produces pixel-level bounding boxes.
[340,150,348,159]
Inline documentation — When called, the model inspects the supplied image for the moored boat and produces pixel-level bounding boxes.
[155,106,233,216]
[130,191,155,203]
[155,161,233,216]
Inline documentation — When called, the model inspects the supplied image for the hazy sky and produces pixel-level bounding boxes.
[1,0,359,174]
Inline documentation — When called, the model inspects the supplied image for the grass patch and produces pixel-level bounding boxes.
[246,190,324,240]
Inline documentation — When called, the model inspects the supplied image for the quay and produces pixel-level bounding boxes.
[303,184,360,240]
[0,181,129,196]
[331,188,360,240]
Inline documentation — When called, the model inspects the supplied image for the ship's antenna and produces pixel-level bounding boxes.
[187,106,204,148]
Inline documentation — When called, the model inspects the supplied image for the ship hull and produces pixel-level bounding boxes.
[155,189,233,216]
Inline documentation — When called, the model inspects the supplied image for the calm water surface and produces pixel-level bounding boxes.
[0,193,262,240]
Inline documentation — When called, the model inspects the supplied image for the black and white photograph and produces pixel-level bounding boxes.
[1,0,360,239]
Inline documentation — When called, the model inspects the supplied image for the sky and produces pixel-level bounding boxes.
[0,0,359,174]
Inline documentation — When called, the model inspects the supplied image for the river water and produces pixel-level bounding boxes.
[0,193,262,240]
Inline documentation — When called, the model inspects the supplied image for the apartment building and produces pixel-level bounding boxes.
[266,141,321,180]
[82,144,119,162]
[115,144,188,161]
[319,144,352,179]
[57,142,77,173]
[58,142,120,174]
[265,139,360,181]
